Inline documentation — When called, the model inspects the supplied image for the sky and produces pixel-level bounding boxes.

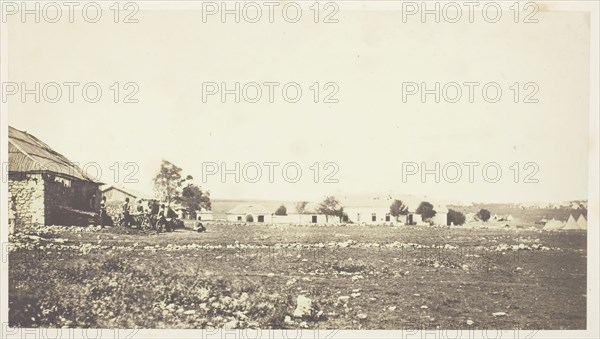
[5,4,592,204]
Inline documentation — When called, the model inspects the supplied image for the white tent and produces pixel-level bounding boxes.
[577,215,587,230]
[543,218,564,230]
[506,214,514,221]
[563,215,580,230]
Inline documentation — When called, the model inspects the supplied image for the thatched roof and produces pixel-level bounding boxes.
[8,126,101,183]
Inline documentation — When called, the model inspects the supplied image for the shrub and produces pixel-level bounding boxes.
[477,209,491,222]
[416,201,436,221]
[447,209,466,226]
[275,205,287,216]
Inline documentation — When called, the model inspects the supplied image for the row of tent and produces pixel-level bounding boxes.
[543,215,587,230]
[468,213,514,222]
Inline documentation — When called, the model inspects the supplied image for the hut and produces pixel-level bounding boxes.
[8,126,102,226]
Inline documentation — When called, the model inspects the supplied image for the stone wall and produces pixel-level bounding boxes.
[8,173,46,227]
[8,172,101,227]
[45,173,101,226]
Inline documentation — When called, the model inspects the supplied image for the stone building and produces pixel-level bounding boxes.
[8,126,102,227]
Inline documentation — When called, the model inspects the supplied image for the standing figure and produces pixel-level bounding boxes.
[156,204,169,232]
[100,196,107,227]
[136,199,145,214]
[122,198,131,227]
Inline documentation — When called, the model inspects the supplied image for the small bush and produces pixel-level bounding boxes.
[447,209,466,226]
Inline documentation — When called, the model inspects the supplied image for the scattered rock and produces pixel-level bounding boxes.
[266,273,275,278]
[466,319,474,325]
[492,312,507,317]
[293,295,313,318]
[388,306,397,311]
[338,296,350,302]
[224,320,238,329]
[421,305,428,309]
[357,313,368,320]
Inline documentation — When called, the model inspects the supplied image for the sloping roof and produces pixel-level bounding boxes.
[339,194,448,213]
[283,202,321,214]
[8,126,101,183]
[340,195,395,208]
[101,185,153,200]
[227,204,268,215]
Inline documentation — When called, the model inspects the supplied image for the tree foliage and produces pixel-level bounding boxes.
[389,199,409,221]
[153,160,211,213]
[477,208,491,222]
[295,201,309,214]
[317,196,344,221]
[416,201,436,220]
[275,205,287,216]
[153,160,183,205]
[447,209,466,226]
[179,183,211,215]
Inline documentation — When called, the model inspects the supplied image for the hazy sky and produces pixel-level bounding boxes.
[5,4,592,203]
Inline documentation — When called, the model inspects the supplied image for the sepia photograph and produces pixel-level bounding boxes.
[1,1,598,338]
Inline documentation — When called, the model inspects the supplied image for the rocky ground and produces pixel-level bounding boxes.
[8,223,587,329]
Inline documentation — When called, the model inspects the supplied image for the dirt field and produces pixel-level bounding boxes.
[8,223,587,329]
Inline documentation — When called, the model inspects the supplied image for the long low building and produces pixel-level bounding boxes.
[227,204,269,223]
[223,196,449,226]
[340,195,448,226]
[101,185,152,202]
[226,203,334,224]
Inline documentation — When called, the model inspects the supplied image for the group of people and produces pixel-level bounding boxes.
[98,196,206,232]
[122,197,175,229]
[98,196,174,229]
